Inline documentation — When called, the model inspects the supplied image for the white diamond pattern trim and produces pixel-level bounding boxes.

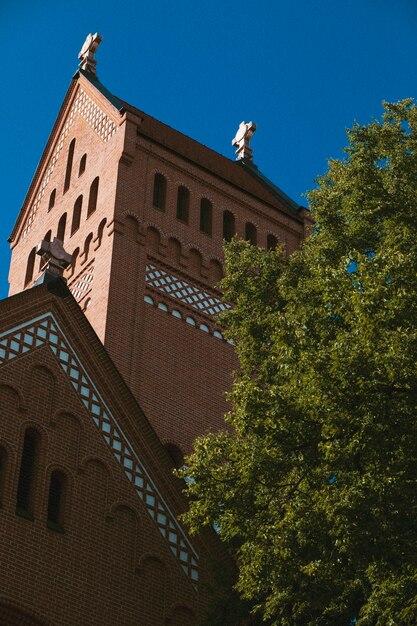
[70,266,94,302]
[145,264,230,318]
[22,88,118,240]
[0,312,199,582]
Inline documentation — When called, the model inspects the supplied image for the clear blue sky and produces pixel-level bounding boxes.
[1,0,416,299]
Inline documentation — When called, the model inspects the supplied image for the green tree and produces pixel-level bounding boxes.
[181,100,417,625]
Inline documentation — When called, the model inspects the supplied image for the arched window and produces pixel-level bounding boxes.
[267,234,278,250]
[39,231,52,270]
[176,186,189,223]
[87,177,99,218]
[48,189,56,212]
[79,154,87,177]
[152,173,167,210]
[245,222,257,245]
[16,428,40,518]
[69,247,79,277]
[223,210,235,242]
[97,218,107,246]
[57,213,67,242]
[83,233,93,262]
[71,195,83,235]
[24,248,36,287]
[0,446,7,505]
[47,470,66,532]
[64,138,75,193]
[200,198,212,235]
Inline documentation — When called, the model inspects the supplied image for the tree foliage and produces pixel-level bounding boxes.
[181,100,417,625]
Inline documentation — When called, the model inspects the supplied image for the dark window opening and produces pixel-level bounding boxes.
[57,213,67,242]
[267,234,278,250]
[153,173,167,210]
[97,218,107,246]
[223,211,235,242]
[176,186,189,223]
[83,233,93,261]
[24,248,36,287]
[47,471,66,532]
[87,177,99,217]
[0,447,7,506]
[48,189,56,212]
[79,154,87,177]
[200,198,212,235]
[245,222,257,245]
[64,138,76,193]
[16,429,39,519]
[71,196,83,235]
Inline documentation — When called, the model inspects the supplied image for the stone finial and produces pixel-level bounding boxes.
[36,238,72,278]
[232,121,256,161]
[78,33,102,75]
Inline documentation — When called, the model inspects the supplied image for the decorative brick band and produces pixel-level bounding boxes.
[69,265,94,302]
[0,313,199,583]
[145,263,230,318]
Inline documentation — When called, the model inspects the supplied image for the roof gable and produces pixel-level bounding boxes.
[10,74,123,245]
[0,284,201,583]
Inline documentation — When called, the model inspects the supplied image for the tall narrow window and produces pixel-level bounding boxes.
[245,222,257,245]
[70,247,79,277]
[79,154,87,177]
[71,196,83,235]
[200,198,212,235]
[153,173,167,210]
[57,213,67,242]
[48,189,56,212]
[176,186,189,223]
[0,446,7,506]
[64,138,76,193]
[87,177,99,218]
[223,211,235,242]
[47,471,66,532]
[24,248,36,287]
[97,218,107,246]
[83,233,93,262]
[267,234,278,250]
[16,428,40,519]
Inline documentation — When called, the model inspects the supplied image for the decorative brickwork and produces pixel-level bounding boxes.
[0,312,199,583]
[145,263,230,318]
[21,88,118,240]
[69,264,94,302]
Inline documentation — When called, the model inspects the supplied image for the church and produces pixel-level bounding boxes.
[0,34,310,625]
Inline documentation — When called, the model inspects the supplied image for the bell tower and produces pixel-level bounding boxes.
[8,35,312,458]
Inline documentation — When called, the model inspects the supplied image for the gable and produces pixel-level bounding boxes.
[0,310,199,584]
[11,76,122,245]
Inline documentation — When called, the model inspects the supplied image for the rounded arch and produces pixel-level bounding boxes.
[69,246,79,277]
[0,383,23,412]
[223,209,236,242]
[245,221,257,245]
[83,232,93,262]
[96,218,107,247]
[209,258,223,284]
[137,552,166,573]
[146,225,161,253]
[49,408,83,431]
[78,456,113,477]
[107,501,141,522]
[267,233,279,250]
[24,247,36,287]
[57,212,67,242]
[188,248,202,275]
[167,237,182,264]
[124,214,139,241]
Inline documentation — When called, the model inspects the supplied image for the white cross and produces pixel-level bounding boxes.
[78,33,102,75]
[232,121,256,161]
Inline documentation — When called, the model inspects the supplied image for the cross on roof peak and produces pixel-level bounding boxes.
[78,33,102,76]
[36,238,72,279]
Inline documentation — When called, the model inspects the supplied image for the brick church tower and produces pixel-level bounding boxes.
[8,34,311,461]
